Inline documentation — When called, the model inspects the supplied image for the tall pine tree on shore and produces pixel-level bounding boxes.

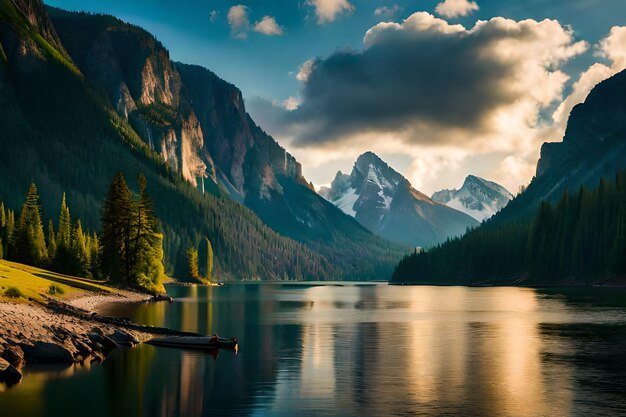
[101,172,134,283]
[187,247,199,280]
[133,173,165,291]
[101,172,165,291]
[14,184,48,266]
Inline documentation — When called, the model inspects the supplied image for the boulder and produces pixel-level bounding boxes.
[72,338,92,358]
[150,294,173,303]
[20,341,75,364]
[90,350,105,363]
[2,346,25,368]
[109,330,139,347]
[0,358,22,385]
[87,331,118,353]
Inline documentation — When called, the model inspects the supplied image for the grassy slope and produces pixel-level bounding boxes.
[0,259,118,302]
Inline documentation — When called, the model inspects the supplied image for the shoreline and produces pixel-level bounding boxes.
[0,287,187,387]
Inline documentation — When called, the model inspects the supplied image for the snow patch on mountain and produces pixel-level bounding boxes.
[335,187,359,216]
[317,152,479,247]
[432,175,513,222]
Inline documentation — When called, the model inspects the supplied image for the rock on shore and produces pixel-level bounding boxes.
[0,297,151,385]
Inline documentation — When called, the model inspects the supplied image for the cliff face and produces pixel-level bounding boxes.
[495,68,626,225]
[176,63,306,198]
[0,0,406,280]
[50,10,310,214]
[49,10,212,187]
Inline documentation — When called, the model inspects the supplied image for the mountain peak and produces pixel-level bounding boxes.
[432,175,513,221]
[320,154,477,247]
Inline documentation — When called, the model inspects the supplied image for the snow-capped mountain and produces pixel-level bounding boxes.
[319,152,478,247]
[431,175,513,222]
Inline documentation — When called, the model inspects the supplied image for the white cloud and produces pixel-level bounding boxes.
[552,26,626,136]
[253,16,284,36]
[209,10,219,23]
[296,59,317,82]
[307,0,355,24]
[250,13,589,193]
[374,4,402,19]
[435,0,479,18]
[283,96,300,110]
[227,5,250,39]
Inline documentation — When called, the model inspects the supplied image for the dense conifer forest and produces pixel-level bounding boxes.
[392,172,626,285]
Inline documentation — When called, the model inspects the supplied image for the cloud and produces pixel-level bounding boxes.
[374,4,403,19]
[249,12,588,192]
[296,59,317,82]
[435,0,479,18]
[227,5,250,39]
[307,0,355,24]
[552,26,626,134]
[209,10,219,23]
[283,96,300,110]
[253,16,284,36]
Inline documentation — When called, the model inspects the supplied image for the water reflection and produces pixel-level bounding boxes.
[2,284,626,416]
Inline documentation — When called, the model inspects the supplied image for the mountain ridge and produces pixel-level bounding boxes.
[0,0,405,280]
[431,175,513,221]
[320,152,478,247]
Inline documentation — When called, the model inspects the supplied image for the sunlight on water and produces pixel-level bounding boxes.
[2,284,626,416]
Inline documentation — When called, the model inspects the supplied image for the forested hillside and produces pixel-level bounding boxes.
[392,172,626,285]
[0,0,338,280]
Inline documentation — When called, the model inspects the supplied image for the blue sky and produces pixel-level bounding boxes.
[46,0,626,193]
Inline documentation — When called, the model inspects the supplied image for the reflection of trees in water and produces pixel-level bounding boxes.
[101,284,305,416]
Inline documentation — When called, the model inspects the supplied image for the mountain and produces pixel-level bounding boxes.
[0,0,405,280]
[319,152,478,247]
[492,69,626,226]
[391,68,626,286]
[431,176,513,222]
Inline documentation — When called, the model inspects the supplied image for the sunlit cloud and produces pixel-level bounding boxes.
[435,0,479,19]
[296,59,317,82]
[248,13,611,193]
[374,4,403,19]
[227,5,250,39]
[254,16,284,36]
[307,0,355,24]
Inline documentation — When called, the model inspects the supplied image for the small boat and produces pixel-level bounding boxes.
[145,335,238,351]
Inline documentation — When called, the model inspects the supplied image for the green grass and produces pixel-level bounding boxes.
[4,286,23,298]
[47,284,65,295]
[0,260,117,302]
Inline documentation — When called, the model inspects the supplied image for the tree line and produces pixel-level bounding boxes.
[0,172,166,292]
[391,172,626,285]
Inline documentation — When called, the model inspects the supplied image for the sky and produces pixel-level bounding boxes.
[46,0,626,194]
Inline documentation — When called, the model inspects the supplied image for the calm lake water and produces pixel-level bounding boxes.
[2,283,626,416]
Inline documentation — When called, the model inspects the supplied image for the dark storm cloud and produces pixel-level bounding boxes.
[249,13,587,147]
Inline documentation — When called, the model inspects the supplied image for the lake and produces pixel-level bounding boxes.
[2,283,626,416]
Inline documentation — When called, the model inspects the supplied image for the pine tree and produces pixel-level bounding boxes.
[187,247,199,280]
[57,193,71,249]
[133,173,165,291]
[53,193,72,272]
[14,183,48,266]
[71,219,88,276]
[88,233,101,279]
[5,209,15,258]
[47,218,57,262]
[206,237,213,281]
[101,172,135,282]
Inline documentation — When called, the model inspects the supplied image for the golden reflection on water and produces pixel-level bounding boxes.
[5,284,624,417]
